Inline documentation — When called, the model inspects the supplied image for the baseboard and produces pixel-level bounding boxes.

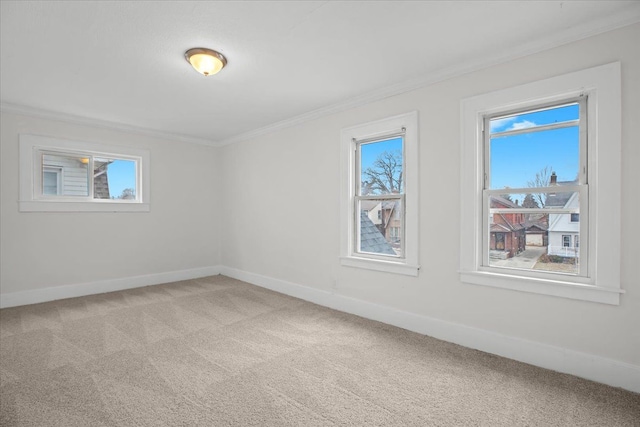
[220,266,640,394]
[0,266,222,309]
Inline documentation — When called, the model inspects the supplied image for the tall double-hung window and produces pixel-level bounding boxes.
[341,112,419,276]
[460,63,622,304]
[484,98,587,274]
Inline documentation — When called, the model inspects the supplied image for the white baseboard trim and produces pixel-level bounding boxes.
[0,266,222,309]
[220,266,640,394]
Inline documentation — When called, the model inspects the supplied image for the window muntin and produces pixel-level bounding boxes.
[355,136,404,258]
[482,98,588,278]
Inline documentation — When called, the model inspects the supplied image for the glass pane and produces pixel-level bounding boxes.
[42,153,89,196]
[490,103,579,134]
[94,158,137,200]
[488,207,580,275]
[358,199,402,257]
[490,191,578,209]
[359,136,403,195]
[489,126,579,190]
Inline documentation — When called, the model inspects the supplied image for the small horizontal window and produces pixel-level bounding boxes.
[19,135,150,212]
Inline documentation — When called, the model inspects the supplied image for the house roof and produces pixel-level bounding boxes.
[524,220,548,232]
[359,211,395,255]
[490,195,520,209]
[544,180,578,208]
[491,214,525,233]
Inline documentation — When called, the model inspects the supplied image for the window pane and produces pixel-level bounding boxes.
[490,103,579,134]
[488,211,579,275]
[360,137,403,195]
[489,126,579,190]
[42,153,89,196]
[94,158,136,200]
[491,191,578,209]
[358,199,402,257]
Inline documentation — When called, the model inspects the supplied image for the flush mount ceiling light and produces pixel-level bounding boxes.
[184,47,227,76]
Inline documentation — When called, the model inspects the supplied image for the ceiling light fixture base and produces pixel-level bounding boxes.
[185,47,227,76]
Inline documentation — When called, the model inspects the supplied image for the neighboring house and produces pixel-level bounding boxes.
[524,217,548,247]
[360,200,402,247]
[546,190,580,258]
[43,154,111,198]
[489,196,526,259]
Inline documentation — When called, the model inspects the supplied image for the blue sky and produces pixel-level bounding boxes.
[106,160,136,198]
[360,136,403,171]
[489,103,579,192]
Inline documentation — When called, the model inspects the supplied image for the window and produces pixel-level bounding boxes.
[340,111,419,276]
[461,63,622,305]
[485,98,586,276]
[19,134,150,212]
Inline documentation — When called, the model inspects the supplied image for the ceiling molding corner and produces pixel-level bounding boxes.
[0,102,219,148]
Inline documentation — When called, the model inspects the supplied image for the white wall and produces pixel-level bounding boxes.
[220,23,640,367]
[0,112,221,298]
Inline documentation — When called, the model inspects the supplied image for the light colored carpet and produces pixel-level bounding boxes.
[0,275,638,426]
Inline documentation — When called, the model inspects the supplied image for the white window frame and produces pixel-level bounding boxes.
[460,62,622,305]
[340,111,419,276]
[19,134,150,212]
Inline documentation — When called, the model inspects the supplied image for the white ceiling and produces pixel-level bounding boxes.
[2,1,639,146]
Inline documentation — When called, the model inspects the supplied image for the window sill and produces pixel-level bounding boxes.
[19,200,150,213]
[341,256,419,276]
[459,270,622,305]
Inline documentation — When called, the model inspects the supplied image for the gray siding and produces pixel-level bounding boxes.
[42,154,89,196]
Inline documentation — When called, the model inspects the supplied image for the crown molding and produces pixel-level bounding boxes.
[2,13,638,148]
[0,102,218,148]
[216,14,640,147]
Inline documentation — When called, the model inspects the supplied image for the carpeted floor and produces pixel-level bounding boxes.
[0,275,638,426]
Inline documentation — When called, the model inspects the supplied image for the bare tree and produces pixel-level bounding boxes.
[527,166,553,207]
[118,188,135,200]
[361,150,403,195]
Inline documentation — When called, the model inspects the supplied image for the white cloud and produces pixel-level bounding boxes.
[508,120,536,130]
[489,117,516,132]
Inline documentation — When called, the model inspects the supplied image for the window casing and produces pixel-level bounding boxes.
[460,63,622,305]
[340,111,419,276]
[19,134,150,212]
